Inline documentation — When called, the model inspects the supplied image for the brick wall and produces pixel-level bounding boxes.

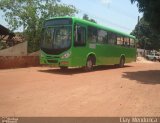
[0,56,40,69]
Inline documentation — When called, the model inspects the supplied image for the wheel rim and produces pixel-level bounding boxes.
[122,59,124,66]
[87,59,93,69]
[120,58,124,67]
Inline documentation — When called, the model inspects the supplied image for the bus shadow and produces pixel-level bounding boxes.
[39,65,132,75]
[122,70,160,85]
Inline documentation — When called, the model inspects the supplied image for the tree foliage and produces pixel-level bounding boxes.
[0,0,77,52]
[131,17,160,50]
[131,0,160,32]
[83,14,96,23]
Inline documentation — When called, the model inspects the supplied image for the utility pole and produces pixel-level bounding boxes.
[137,16,140,57]
[138,16,140,25]
[137,16,146,57]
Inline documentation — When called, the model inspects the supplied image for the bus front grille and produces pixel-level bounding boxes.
[46,56,60,59]
[47,60,58,63]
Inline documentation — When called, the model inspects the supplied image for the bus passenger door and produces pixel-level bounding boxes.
[71,23,87,67]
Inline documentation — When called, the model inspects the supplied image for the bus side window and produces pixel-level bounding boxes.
[88,26,97,43]
[108,32,116,45]
[98,30,107,44]
[117,36,124,46]
[124,37,130,47]
[74,25,86,47]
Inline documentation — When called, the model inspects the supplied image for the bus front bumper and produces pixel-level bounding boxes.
[40,57,71,67]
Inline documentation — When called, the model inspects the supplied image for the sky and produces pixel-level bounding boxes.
[0,0,142,33]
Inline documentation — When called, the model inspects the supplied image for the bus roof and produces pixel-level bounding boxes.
[46,16,136,39]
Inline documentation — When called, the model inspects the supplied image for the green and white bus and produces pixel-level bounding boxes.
[40,17,136,71]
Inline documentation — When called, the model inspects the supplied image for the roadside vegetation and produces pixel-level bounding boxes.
[131,0,160,51]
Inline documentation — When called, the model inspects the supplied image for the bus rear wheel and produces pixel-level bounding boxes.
[119,57,125,68]
[85,57,94,71]
[153,57,157,62]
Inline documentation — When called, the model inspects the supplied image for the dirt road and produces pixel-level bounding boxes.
[0,62,160,116]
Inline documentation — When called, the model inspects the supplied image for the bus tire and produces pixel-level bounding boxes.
[146,56,149,60]
[85,56,94,71]
[153,57,157,62]
[60,66,68,70]
[119,56,125,68]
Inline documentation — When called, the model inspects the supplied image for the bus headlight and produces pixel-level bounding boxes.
[61,51,71,59]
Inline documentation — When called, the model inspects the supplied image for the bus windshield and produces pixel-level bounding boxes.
[41,26,72,50]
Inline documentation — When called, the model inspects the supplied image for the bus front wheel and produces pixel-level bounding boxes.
[85,57,94,71]
[119,57,125,68]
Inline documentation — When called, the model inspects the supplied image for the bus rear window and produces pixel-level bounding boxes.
[130,38,135,48]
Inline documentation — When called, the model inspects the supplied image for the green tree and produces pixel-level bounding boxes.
[83,14,96,23]
[131,17,160,50]
[0,0,77,52]
[83,14,89,21]
[131,0,160,32]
